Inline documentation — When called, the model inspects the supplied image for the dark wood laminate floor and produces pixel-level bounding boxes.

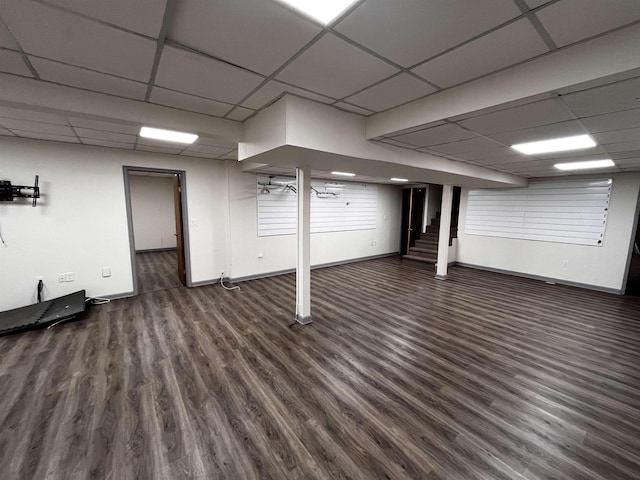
[136,250,182,294]
[1,256,640,479]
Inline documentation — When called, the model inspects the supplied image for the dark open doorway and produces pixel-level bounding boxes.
[401,187,426,255]
[123,167,191,295]
[624,199,640,297]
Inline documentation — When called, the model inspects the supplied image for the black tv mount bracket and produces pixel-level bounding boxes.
[0,175,40,207]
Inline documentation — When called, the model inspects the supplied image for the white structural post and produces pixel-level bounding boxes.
[296,165,312,324]
[436,184,453,280]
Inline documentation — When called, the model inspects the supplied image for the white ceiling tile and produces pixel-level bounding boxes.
[169,0,321,76]
[0,118,74,135]
[448,93,553,122]
[220,150,238,160]
[412,19,549,89]
[531,150,609,163]
[525,0,549,9]
[181,151,218,159]
[344,74,436,112]
[392,123,476,146]
[535,0,640,47]
[136,144,183,154]
[0,106,68,125]
[275,33,398,98]
[73,128,136,143]
[488,120,589,145]
[611,150,640,160]
[333,102,375,116]
[580,108,640,133]
[183,144,231,156]
[561,76,640,118]
[44,0,166,38]
[80,138,134,149]
[155,46,264,104]
[378,138,418,149]
[29,57,146,100]
[226,107,254,122]
[334,0,520,67]
[458,99,574,134]
[69,117,139,134]
[1,0,156,81]
[0,49,32,76]
[455,147,525,162]
[603,141,640,153]
[241,80,334,110]
[429,136,503,155]
[149,87,232,117]
[196,137,237,149]
[593,127,640,145]
[11,130,79,143]
[384,120,447,137]
[556,68,640,95]
[0,22,18,50]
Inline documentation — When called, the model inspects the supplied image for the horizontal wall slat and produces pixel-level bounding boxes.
[257,175,378,237]
[465,179,611,246]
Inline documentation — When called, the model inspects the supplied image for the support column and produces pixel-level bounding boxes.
[296,165,312,324]
[436,184,453,280]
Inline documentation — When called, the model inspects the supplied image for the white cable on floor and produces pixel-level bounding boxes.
[220,272,240,291]
[85,297,111,305]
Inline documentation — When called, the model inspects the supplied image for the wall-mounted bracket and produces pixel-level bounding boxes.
[0,175,40,207]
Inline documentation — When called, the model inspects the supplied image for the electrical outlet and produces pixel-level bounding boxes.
[562,260,569,268]
[258,253,263,260]
[58,274,65,283]
[102,267,111,277]
[36,276,43,281]
[65,272,74,282]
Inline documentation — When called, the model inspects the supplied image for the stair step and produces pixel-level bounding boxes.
[403,254,437,264]
[410,246,438,255]
[415,238,438,246]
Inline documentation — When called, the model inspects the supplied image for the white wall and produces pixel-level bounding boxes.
[0,136,403,311]
[455,172,640,292]
[129,175,177,251]
[0,136,228,310]
[227,161,402,280]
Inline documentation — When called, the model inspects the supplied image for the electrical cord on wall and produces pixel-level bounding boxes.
[37,279,44,303]
[219,272,240,291]
[0,230,5,246]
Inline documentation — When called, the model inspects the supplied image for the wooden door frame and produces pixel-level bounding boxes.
[123,166,193,296]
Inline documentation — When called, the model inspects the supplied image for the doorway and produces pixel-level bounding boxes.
[123,167,191,295]
[624,197,640,296]
[400,187,426,255]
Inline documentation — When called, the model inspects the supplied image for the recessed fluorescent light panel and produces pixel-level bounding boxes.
[331,171,356,177]
[277,0,358,24]
[554,159,615,171]
[512,135,596,155]
[139,126,198,144]
[390,178,408,182]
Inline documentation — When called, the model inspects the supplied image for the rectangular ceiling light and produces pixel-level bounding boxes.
[139,126,198,144]
[390,178,408,182]
[331,171,356,177]
[512,134,596,155]
[554,159,615,171]
[277,0,358,24]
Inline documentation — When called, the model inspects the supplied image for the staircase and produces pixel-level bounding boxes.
[403,216,441,266]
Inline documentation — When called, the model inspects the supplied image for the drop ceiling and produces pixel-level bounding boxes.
[0,0,639,179]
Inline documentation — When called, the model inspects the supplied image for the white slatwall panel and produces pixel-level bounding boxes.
[465,179,612,246]
[257,175,377,237]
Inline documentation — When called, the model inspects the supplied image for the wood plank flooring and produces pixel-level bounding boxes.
[1,256,640,479]
[136,250,182,294]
